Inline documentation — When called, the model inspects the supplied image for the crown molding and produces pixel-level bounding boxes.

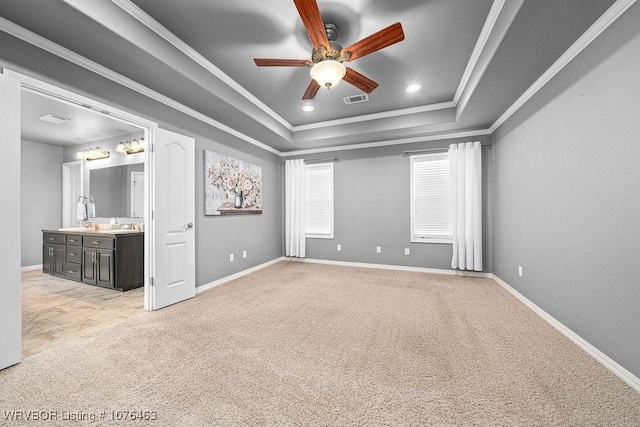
[110,0,292,132]
[282,129,491,157]
[292,101,456,132]
[2,0,632,158]
[0,16,281,155]
[453,0,506,105]
[112,0,501,135]
[489,0,637,133]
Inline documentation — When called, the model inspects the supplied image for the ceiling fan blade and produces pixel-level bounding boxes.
[343,67,379,93]
[302,80,321,100]
[341,22,405,62]
[294,0,329,50]
[254,58,310,67]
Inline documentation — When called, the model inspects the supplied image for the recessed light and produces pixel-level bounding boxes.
[406,84,421,93]
[38,114,70,124]
[302,105,315,112]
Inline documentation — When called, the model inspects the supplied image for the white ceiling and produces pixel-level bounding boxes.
[21,91,141,147]
[0,0,619,153]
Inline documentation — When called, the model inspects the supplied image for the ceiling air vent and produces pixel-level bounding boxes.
[38,114,70,124]
[343,93,369,105]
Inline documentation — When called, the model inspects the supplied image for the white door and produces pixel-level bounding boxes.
[151,128,196,309]
[0,73,22,369]
[130,171,144,217]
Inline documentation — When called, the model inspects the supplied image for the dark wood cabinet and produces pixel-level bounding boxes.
[43,233,66,277]
[43,230,143,291]
[82,247,115,289]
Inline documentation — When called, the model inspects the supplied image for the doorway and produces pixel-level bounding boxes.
[19,85,150,356]
[12,70,153,359]
[2,68,196,369]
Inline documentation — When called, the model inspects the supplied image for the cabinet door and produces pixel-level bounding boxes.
[82,248,97,285]
[53,244,66,277]
[42,243,54,274]
[96,249,115,288]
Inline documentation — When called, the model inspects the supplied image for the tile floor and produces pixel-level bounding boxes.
[21,270,144,357]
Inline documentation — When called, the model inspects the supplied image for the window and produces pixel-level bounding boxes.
[410,153,452,243]
[305,163,334,239]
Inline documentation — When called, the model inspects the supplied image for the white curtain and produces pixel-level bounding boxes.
[449,141,482,271]
[285,159,306,257]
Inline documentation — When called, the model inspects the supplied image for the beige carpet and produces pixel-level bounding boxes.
[1,261,639,426]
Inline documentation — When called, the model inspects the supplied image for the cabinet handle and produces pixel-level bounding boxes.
[49,237,54,241]
[69,253,75,256]
[68,270,76,274]
[92,241,100,245]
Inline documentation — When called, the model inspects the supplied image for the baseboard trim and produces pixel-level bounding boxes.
[288,257,493,278]
[21,264,42,272]
[493,275,640,394]
[196,257,285,295]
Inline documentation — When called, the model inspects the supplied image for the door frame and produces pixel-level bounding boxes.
[3,68,158,311]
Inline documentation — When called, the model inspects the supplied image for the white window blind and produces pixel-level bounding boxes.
[410,153,452,243]
[305,163,334,239]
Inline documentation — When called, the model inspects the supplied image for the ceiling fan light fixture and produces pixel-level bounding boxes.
[310,60,346,89]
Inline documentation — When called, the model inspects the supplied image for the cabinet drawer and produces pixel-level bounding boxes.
[66,247,82,263]
[82,236,115,249]
[66,235,83,246]
[43,233,65,245]
[65,262,82,281]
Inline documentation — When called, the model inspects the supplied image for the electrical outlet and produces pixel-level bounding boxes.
[337,244,341,251]
[405,248,410,256]
[376,246,382,253]
[243,250,247,259]
[518,266,523,277]
[230,254,234,262]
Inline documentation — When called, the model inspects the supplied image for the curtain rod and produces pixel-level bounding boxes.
[401,144,490,157]
[306,157,337,164]
[283,157,338,164]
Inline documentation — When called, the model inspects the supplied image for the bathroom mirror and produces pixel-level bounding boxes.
[89,163,144,218]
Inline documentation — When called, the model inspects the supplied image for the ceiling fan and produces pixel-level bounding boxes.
[253,0,405,100]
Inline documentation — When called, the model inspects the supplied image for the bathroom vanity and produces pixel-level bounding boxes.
[43,229,144,291]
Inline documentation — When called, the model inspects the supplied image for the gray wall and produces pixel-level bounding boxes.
[21,140,63,267]
[493,4,640,378]
[2,33,282,288]
[284,135,494,272]
[196,142,282,286]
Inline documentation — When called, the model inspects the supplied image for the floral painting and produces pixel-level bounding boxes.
[204,150,263,215]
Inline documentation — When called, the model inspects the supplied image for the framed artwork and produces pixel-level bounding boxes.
[204,150,263,215]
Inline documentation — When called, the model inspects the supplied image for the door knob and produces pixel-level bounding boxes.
[185,222,194,229]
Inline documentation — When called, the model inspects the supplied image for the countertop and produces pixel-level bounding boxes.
[43,228,144,236]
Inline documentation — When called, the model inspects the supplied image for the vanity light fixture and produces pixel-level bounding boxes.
[76,146,110,161]
[115,138,145,154]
